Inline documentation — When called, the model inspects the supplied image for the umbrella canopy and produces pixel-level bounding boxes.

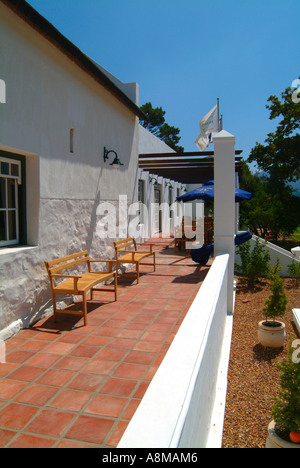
[176,181,254,203]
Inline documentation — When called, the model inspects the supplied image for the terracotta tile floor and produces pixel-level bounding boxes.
[0,238,211,448]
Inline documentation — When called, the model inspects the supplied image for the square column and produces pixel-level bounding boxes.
[213,130,236,315]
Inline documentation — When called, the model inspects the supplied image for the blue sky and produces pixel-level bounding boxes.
[26,0,299,172]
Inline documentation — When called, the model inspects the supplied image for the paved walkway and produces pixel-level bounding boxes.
[0,238,211,448]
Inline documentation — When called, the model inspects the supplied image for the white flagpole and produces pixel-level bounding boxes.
[217,98,223,131]
[210,98,220,142]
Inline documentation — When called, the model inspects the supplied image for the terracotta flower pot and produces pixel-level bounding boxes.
[258,320,286,348]
[266,420,300,448]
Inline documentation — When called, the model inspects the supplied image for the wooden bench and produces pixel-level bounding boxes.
[45,250,117,325]
[113,237,156,284]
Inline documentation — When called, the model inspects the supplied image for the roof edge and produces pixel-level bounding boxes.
[2,0,146,120]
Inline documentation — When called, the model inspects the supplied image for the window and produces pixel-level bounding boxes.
[138,179,145,224]
[0,152,26,247]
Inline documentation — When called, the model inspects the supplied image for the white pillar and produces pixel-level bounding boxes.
[213,130,235,315]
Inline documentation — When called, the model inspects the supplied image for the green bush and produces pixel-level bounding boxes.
[263,265,287,324]
[272,347,300,433]
[288,260,300,286]
[235,238,271,288]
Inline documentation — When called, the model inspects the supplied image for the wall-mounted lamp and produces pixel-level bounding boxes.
[103,147,124,168]
[149,176,158,185]
[166,182,173,188]
[181,185,187,192]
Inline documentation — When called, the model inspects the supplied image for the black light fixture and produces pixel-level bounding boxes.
[149,176,158,185]
[166,182,173,188]
[103,147,124,168]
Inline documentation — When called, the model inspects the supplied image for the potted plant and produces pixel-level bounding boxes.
[258,262,287,348]
[266,345,300,448]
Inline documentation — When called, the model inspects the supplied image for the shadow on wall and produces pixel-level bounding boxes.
[85,190,101,253]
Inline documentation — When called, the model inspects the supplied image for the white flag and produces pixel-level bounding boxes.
[195,104,219,151]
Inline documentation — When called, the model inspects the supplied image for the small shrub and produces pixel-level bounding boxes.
[235,238,270,288]
[288,260,300,286]
[263,264,287,324]
[272,346,300,434]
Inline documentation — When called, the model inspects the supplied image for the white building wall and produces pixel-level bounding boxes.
[138,126,184,238]
[137,169,184,240]
[0,3,140,338]
[139,125,176,154]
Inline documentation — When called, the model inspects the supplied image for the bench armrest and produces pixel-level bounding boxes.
[117,250,134,254]
[51,274,82,294]
[51,274,82,278]
[89,259,116,272]
[136,243,154,253]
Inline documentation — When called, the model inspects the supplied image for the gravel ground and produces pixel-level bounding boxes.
[222,276,299,449]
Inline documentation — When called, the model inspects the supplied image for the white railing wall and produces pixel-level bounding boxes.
[118,253,231,448]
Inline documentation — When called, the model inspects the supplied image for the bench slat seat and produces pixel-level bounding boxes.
[45,250,117,325]
[52,271,116,295]
[117,252,152,263]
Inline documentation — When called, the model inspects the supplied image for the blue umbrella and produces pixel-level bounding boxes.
[189,231,252,266]
[176,181,254,203]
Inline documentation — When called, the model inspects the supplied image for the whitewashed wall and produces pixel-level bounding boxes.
[139,125,176,154]
[0,3,140,338]
[138,126,186,238]
[137,168,184,239]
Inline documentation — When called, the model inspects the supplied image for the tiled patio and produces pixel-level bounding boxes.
[0,238,211,448]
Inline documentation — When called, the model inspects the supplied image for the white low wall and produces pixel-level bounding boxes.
[118,253,231,448]
[292,309,300,335]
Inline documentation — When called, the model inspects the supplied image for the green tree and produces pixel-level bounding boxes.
[140,102,165,137]
[239,162,300,241]
[240,81,300,241]
[239,161,270,237]
[248,81,300,184]
[140,102,184,152]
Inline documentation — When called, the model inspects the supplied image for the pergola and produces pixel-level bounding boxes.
[139,150,243,185]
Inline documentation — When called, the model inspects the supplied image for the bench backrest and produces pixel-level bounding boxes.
[45,250,90,280]
[113,238,137,256]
